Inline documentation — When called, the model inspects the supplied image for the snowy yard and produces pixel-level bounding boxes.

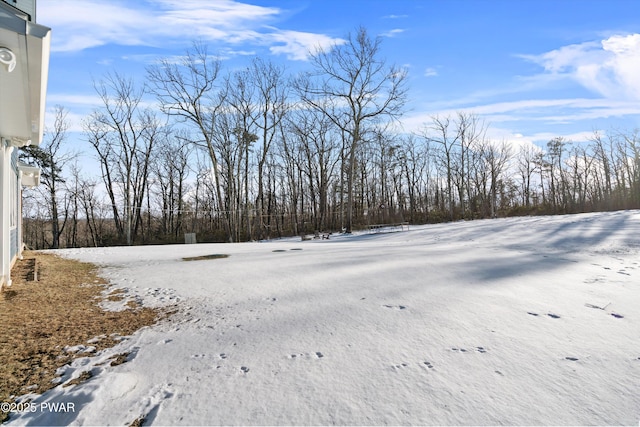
[9,211,640,426]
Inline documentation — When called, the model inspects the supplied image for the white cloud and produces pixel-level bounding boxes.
[381,29,405,38]
[400,97,640,135]
[39,0,342,60]
[46,94,104,107]
[424,67,438,77]
[401,35,640,139]
[521,34,640,101]
[267,30,345,61]
[39,1,150,51]
[488,127,596,149]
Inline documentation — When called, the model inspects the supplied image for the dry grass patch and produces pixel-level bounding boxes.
[108,352,131,367]
[62,370,92,388]
[0,251,170,423]
[106,288,127,302]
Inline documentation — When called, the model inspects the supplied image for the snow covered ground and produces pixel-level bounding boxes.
[8,211,640,426]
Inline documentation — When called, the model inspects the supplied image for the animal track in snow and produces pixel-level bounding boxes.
[287,352,324,360]
[132,383,175,426]
[392,362,409,370]
[565,357,579,361]
[526,311,562,318]
[611,313,624,319]
[382,304,407,310]
[450,347,487,354]
[391,360,435,371]
[584,276,606,284]
[240,366,250,373]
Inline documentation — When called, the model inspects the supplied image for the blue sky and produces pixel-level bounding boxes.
[39,0,640,157]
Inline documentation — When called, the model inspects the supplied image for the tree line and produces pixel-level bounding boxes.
[20,28,640,249]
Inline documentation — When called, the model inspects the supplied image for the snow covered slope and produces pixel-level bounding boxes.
[8,211,640,425]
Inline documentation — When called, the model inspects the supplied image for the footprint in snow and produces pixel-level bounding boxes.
[451,347,487,354]
[526,311,563,318]
[287,352,324,360]
[611,313,624,319]
[240,366,250,373]
[392,362,409,370]
[392,361,435,371]
[382,304,407,310]
[565,357,579,361]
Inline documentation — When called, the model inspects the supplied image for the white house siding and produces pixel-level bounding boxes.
[0,1,49,289]
[10,148,18,261]
[0,143,28,288]
[0,0,34,21]
[0,141,12,287]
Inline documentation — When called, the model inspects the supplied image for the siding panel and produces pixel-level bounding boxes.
[10,148,19,262]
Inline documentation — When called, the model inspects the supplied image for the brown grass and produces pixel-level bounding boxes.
[0,251,170,423]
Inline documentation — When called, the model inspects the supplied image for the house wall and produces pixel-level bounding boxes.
[10,148,18,262]
[0,140,9,288]
[0,0,47,289]
[0,0,35,21]
[0,141,22,288]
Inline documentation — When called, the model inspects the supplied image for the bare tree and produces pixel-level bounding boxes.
[294,27,408,233]
[21,105,75,248]
[517,144,540,208]
[249,58,289,239]
[455,112,486,218]
[590,130,614,208]
[286,108,341,232]
[423,116,458,220]
[146,43,233,241]
[83,72,157,245]
[152,130,193,241]
[483,140,512,218]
